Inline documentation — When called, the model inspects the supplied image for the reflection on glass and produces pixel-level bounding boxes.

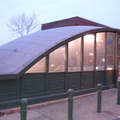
[106,32,115,70]
[68,38,81,72]
[83,34,95,71]
[26,57,46,73]
[49,46,66,72]
[96,33,105,70]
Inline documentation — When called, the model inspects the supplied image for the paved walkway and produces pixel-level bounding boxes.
[0,88,120,120]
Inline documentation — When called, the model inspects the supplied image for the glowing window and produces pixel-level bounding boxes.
[83,34,95,71]
[49,46,66,72]
[26,57,46,73]
[68,38,81,72]
[96,32,105,70]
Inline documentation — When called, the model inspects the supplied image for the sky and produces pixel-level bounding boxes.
[0,0,120,46]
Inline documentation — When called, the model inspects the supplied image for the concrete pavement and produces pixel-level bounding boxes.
[0,88,120,120]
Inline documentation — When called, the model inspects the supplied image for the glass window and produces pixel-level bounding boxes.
[106,32,115,70]
[68,38,81,72]
[83,34,95,71]
[96,33,105,70]
[26,57,46,73]
[49,46,66,72]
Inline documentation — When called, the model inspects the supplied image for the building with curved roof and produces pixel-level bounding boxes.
[0,17,120,110]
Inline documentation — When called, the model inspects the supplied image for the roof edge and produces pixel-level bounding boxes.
[42,16,109,30]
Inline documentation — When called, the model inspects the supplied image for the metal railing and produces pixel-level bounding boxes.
[20,81,120,120]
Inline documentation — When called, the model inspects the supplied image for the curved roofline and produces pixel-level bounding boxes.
[19,27,120,77]
[0,26,120,79]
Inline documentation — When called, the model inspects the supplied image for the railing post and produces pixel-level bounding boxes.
[117,81,120,105]
[97,83,102,113]
[20,98,27,120]
[68,89,74,120]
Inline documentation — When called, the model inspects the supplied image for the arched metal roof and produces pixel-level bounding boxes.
[0,26,120,79]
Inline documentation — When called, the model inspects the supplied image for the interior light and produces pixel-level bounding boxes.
[84,34,94,42]
[50,64,55,67]
[76,52,78,55]
[89,53,94,56]
[102,59,105,62]
[96,67,98,69]
[107,68,113,70]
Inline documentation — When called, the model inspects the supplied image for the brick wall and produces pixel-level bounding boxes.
[42,16,108,30]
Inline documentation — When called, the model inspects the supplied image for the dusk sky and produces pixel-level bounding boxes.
[0,0,120,45]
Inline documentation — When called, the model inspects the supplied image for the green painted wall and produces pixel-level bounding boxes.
[0,70,117,110]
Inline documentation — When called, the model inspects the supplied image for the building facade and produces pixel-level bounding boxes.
[0,17,120,110]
